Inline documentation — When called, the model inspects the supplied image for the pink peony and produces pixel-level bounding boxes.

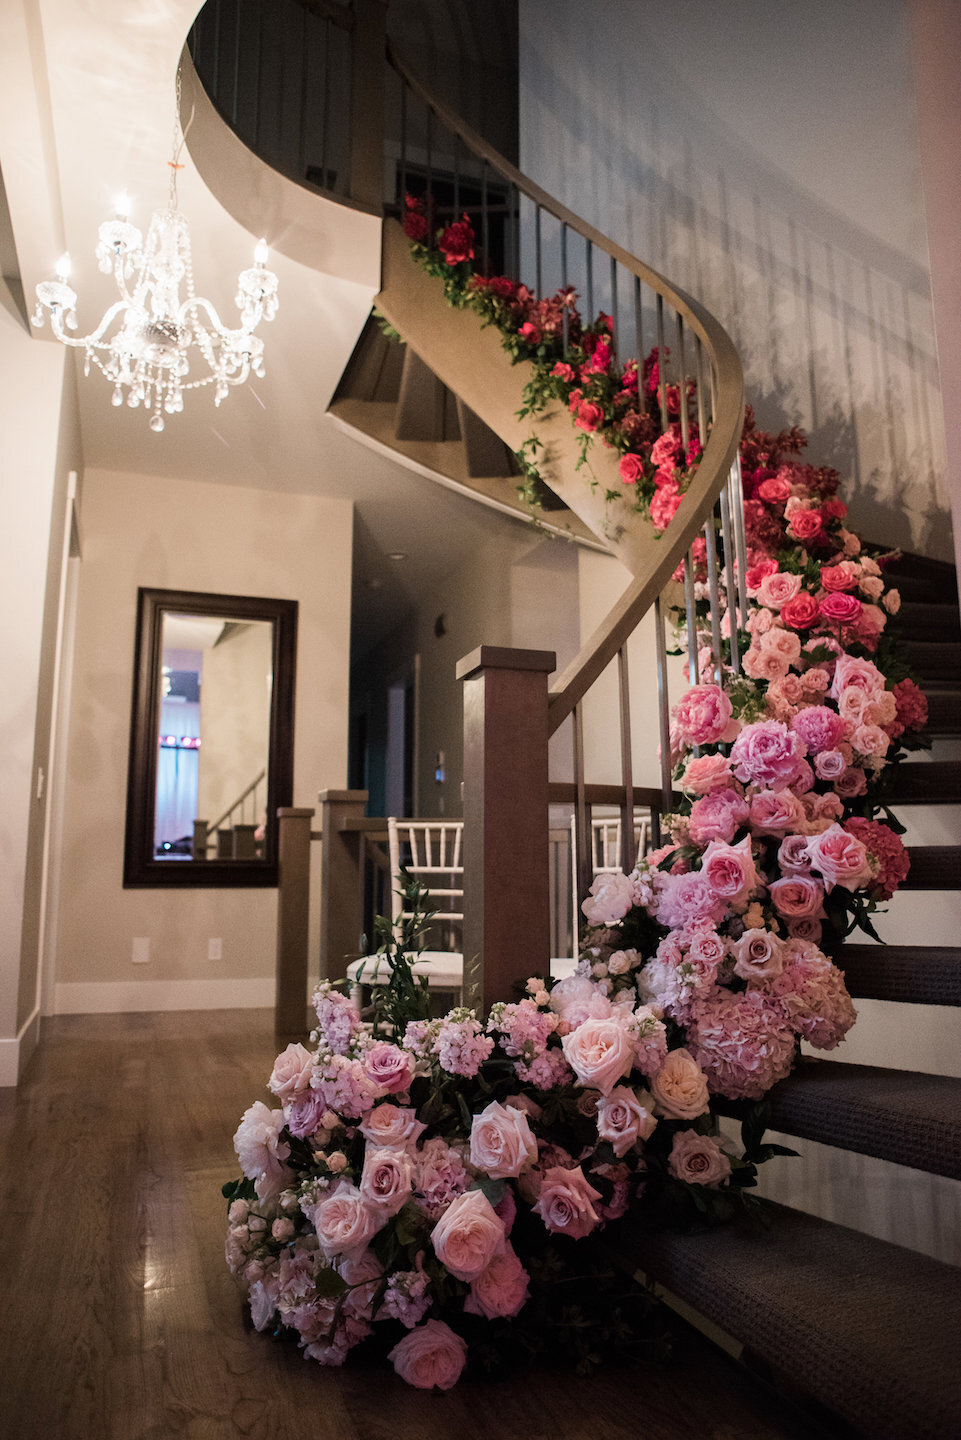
[656,871,730,930]
[672,684,739,746]
[388,1319,467,1390]
[731,720,804,789]
[430,1190,505,1281]
[581,870,635,926]
[790,705,846,755]
[532,1165,603,1239]
[688,788,750,845]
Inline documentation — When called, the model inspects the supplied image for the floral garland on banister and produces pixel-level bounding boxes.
[221,200,931,1391]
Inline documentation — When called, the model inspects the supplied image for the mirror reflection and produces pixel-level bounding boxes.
[155,612,273,862]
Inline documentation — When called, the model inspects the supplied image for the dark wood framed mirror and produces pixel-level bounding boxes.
[123,588,297,887]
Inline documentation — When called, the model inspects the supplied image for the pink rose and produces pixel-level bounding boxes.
[388,1319,467,1390]
[768,876,826,920]
[313,1184,384,1260]
[834,766,868,798]
[359,1147,414,1216]
[430,1190,505,1281]
[748,789,805,837]
[650,480,683,530]
[700,835,758,906]
[756,475,791,503]
[788,507,826,544]
[532,1165,603,1239]
[813,748,847,781]
[649,1048,710,1119]
[829,655,884,701]
[731,928,785,981]
[561,1016,635,1095]
[574,399,605,431]
[759,627,803,666]
[777,833,816,876]
[463,1244,530,1319]
[268,1043,315,1103]
[673,684,739,745]
[805,823,875,892]
[668,1129,732,1187]
[469,1100,537,1180]
[362,1041,414,1096]
[358,1103,426,1150]
[819,591,862,627]
[756,572,802,609]
[596,1085,657,1157]
[619,452,645,485]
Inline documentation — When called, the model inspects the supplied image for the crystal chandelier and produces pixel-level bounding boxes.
[32,81,278,432]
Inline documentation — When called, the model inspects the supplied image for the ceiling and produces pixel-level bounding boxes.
[3,0,539,660]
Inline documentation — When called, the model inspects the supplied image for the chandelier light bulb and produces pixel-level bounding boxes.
[31,91,278,432]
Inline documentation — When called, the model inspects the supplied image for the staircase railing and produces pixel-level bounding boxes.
[379,45,745,1005]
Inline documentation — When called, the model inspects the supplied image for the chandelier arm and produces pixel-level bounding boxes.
[49,298,134,349]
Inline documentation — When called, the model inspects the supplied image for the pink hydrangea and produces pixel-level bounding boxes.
[687,989,797,1100]
[760,944,856,1049]
[842,817,910,900]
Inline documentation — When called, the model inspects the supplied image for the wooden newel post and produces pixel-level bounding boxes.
[275,807,315,1040]
[318,789,369,985]
[457,646,555,1014]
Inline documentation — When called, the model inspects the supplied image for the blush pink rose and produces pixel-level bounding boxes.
[388,1319,467,1390]
[700,835,759,905]
[314,1184,384,1260]
[819,562,860,592]
[469,1100,537,1180]
[532,1165,603,1239]
[649,1047,710,1119]
[581,870,635,927]
[668,1129,732,1187]
[358,1103,426,1150]
[362,1041,415,1096]
[463,1244,530,1319]
[759,627,803,666]
[672,684,739,746]
[430,1190,505,1281]
[834,766,868,799]
[756,571,803,609]
[768,876,826,920]
[829,655,884,701]
[805,823,875,892]
[777,833,816,876]
[749,789,806,837]
[814,748,848,781]
[268,1042,315,1103]
[595,1085,657,1157]
[731,928,785,981]
[561,1016,636,1095]
[681,752,735,795]
[359,1147,414,1216]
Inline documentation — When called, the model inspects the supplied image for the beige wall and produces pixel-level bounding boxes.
[52,468,352,1011]
[0,291,78,1082]
[195,620,273,832]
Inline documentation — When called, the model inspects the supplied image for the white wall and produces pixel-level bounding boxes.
[519,0,953,560]
[52,469,352,1013]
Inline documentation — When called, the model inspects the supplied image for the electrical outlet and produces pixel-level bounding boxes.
[132,937,150,964]
[208,937,223,960]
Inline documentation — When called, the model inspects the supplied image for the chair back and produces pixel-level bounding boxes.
[387,817,464,950]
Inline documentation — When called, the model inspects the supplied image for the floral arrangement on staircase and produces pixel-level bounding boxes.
[221,202,932,1391]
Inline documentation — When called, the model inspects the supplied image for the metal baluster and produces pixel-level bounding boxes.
[719,484,741,675]
[617,645,634,873]
[232,3,241,128]
[656,295,668,430]
[731,453,750,623]
[694,334,708,451]
[609,256,618,362]
[481,159,489,272]
[535,203,542,298]
[633,274,643,379]
[702,509,724,683]
[676,312,689,452]
[586,238,594,324]
[561,222,569,350]
[654,597,674,820]
[426,106,433,207]
[254,0,264,153]
[572,701,589,933]
[684,550,699,686]
[399,79,407,206]
[212,0,221,100]
[453,132,460,215]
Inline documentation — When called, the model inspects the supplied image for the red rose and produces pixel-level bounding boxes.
[823,498,848,520]
[518,321,541,344]
[780,592,821,630]
[757,476,791,503]
[788,508,826,544]
[818,592,863,626]
[619,452,645,485]
[574,400,604,432]
[439,214,475,265]
[819,563,859,592]
[552,362,575,384]
[403,210,429,243]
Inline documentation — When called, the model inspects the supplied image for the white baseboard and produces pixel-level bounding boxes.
[53,977,276,1015]
[0,1007,41,1087]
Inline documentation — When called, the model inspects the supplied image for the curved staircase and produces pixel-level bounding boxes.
[186,6,961,1434]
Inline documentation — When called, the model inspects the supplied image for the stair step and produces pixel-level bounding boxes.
[840,943,961,1005]
[903,845,961,888]
[396,346,461,442]
[904,639,961,682]
[923,688,961,735]
[610,1201,961,1440]
[880,550,957,607]
[878,760,961,803]
[729,1058,961,1179]
[896,600,961,640]
[331,312,405,404]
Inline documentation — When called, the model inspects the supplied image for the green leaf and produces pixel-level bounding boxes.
[314,1267,349,1299]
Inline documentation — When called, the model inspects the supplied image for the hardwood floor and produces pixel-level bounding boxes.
[0,1011,805,1440]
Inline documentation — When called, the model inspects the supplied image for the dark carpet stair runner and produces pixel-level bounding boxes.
[608,552,961,1440]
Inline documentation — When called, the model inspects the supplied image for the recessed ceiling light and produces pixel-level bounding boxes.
[387,552,408,561]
